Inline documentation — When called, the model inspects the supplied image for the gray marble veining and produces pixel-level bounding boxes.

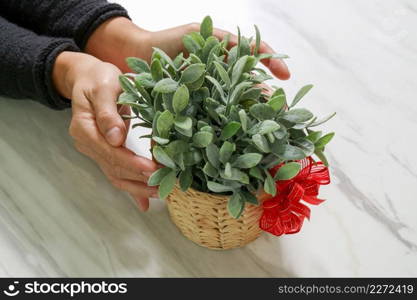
[0,0,416,277]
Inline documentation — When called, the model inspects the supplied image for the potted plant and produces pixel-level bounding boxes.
[117,16,335,250]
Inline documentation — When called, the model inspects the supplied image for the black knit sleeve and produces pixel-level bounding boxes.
[0,16,79,109]
[0,0,129,49]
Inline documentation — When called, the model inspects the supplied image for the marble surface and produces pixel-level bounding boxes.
[1,0,417,277]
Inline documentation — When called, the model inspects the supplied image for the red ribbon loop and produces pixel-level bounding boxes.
[259,157,330,236]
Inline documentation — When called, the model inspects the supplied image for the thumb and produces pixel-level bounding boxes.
[92,87,127,147]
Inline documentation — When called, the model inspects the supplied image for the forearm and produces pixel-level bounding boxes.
[0,16,78,109]
[0,0,129,49]
[85,17,150,72]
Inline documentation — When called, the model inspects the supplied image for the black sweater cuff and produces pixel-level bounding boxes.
[34,39,80,110]
[71,2,130,49]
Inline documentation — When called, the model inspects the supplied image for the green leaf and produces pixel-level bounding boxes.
[243,56,257,72]
[152,136,170,145]
[220,121,241,140]
[183,34,201,53]
[238,109,248,132]
[229,81,252,106]
[152,47,176,70]
[264,170,276,196]
[156,110,174,137]
[240,87,262,101]
[189,32,205,47]
[119,75,137,95]
[271,143,306,160]
[233,153,262,169]
[252,134,270,153]
[153,78,178,93]
[220,168,249,184]
[193,131,213,148]
[274,162,301,180]
[281,108,313,123]
[249,103,276,120]
[181,63,206,84]
[200,15,213,39]
[172,84,189,113]
[258,53,289,60]
[213,61,231,88]
[205,75,225,102]
[203,162,218,177]
[148,167,172,186]
[306,130,323,143]
[231,55,248,86]
[293,138,315,156]
[254,25,261,57]
[309,112,336,127]
[126,57,150,73]
[258,120,280,135]
[224,162,232,178]
[207,181,233,193]
[227,46,238,66]
[179,168,193,191]
[290,84,313,108]
[240,190,258,205]
[267,95,286,111]
[135,73,155,88]
[315,149,329,166]
[219,141,235,164]
[249,167,264,180]
[150,59,163,81]
[174,115,192,131]
[227,193,245,218]
[202,36,220,62]
[206,144,220,168]
[152,146,176,169]
[158,170,177,199]
[315,132,335,149]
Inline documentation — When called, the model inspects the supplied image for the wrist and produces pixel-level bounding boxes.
[85,17,150,72]
[52,51,100,98]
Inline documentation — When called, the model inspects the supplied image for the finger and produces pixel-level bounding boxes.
[76,137,158,178]
[133,196,150,212]
[118,104,131,132]
[212,28,290,80]
[110,178,157,211]
[88,82,127,147]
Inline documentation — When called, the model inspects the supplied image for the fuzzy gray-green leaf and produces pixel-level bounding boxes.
[200,16,213,39]
[181,64,206,84]
[228,193,244,218]
[153,78,178,93]
[274,162,301,180]
[172,84,189,113]
[193,131,213,148]
[152,146,176,169]
[233,153,262,169]
[290,84,313,108]
[158,170,177,199]
[220,121,241,140]
[148,167,172,186]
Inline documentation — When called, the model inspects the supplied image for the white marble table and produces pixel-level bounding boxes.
[1,0,416,277]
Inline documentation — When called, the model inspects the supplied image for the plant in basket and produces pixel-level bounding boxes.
[117,16,335,250]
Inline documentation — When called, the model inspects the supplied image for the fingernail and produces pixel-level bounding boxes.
[137,200,146,211]
[106,127,122,146]
[142,171,154,177]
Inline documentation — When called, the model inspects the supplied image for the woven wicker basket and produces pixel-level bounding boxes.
[166,185,263,250]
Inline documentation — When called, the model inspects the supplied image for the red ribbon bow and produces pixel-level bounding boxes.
[259,157,330,236]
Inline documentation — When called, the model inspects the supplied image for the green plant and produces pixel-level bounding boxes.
[117,16,335,218]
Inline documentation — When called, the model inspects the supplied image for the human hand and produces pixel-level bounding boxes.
[52,51,159,211]
[85,17,290,79]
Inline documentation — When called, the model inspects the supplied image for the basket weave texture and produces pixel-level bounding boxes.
[166,185,263,250]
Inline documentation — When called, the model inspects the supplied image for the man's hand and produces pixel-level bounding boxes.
[85,17,290,80]
[53,52,158,211]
